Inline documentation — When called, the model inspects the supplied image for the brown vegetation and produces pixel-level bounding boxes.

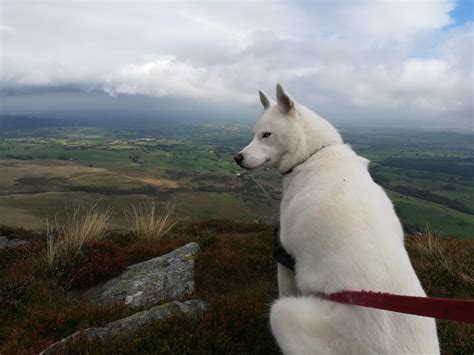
[45,205,112,268]
[0,221,472,354]
[137,177,178,189]
[125,202,176,241]
[406,231,474,354]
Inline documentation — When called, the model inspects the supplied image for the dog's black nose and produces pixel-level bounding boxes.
[233,153,244,165]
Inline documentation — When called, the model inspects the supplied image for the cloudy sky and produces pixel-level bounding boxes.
[1,0,473,129]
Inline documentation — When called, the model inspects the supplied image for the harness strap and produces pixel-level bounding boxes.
[272,226,295,272]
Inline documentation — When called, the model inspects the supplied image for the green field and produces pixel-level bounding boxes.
[388,192,474,240]
[0,123,472,239]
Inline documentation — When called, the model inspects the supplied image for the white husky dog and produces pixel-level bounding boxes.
[234,84,439,354]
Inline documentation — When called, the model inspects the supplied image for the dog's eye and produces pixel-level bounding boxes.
[262,132,272,139]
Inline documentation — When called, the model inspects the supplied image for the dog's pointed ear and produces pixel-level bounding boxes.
[259,90,271,110]
[276,83,295,114]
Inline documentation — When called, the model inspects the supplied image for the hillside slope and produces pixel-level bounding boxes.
[0,221,473,354]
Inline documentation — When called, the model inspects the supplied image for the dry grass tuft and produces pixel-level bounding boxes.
[410,228,443,256]
[45,204,112,268]
[406,229,474,353]
[407,229,474,297]
[125,202,176,241]
[410,228,473,284]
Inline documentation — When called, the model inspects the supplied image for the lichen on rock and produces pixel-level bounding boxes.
[85,242,200,309]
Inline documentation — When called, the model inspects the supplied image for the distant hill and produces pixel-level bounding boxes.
[0,116,74,131]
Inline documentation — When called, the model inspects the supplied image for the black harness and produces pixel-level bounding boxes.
[272,222,295,272]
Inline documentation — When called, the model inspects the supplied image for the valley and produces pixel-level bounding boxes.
[0,122,472,239]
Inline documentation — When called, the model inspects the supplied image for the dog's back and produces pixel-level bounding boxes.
[273,144,439,354]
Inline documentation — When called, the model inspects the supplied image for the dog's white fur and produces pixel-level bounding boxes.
[237,84,440,354]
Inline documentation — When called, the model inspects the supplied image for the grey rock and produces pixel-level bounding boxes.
[0,236,28,249]
[39,299,208,355]
[86,242,200,308]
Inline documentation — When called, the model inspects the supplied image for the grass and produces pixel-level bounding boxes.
[406,233,474,354]
[388,191,474,240]
[45,205,112,268]
[0,220,472,354]
[373,165,474,211]
[69,173,144,189]
[433,184,474,212]
[125,202,176,241]
[170,192,256,221]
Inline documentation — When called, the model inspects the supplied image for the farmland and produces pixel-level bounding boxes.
[0,122,472,239]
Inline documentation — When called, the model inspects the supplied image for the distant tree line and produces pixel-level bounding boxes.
[372,172,473,215]
[387,184,473,215]
[0,116,73,131]
[382,158,473,179]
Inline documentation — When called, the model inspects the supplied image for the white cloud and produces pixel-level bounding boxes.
[0,0,472,128]
[105,57,253,103]
[340,0,455,38]
[0,25,15,34]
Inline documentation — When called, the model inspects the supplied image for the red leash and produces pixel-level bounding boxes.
[272,235,474,323]
[325,291,474,324]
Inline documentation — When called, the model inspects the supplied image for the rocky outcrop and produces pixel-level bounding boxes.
[0,236,28,249]
[39,299,208,355]
[40,242,206,354]
[86,242,200,309]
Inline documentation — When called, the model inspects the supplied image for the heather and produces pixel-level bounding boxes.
[0,221,472,354]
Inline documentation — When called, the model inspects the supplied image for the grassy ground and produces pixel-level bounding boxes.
[0,220,472,354]
[0,157,280,229]
[388,192,474,240]
[2,156,472,239]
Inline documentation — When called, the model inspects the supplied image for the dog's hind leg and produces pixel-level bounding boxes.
[270,296,343,355]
